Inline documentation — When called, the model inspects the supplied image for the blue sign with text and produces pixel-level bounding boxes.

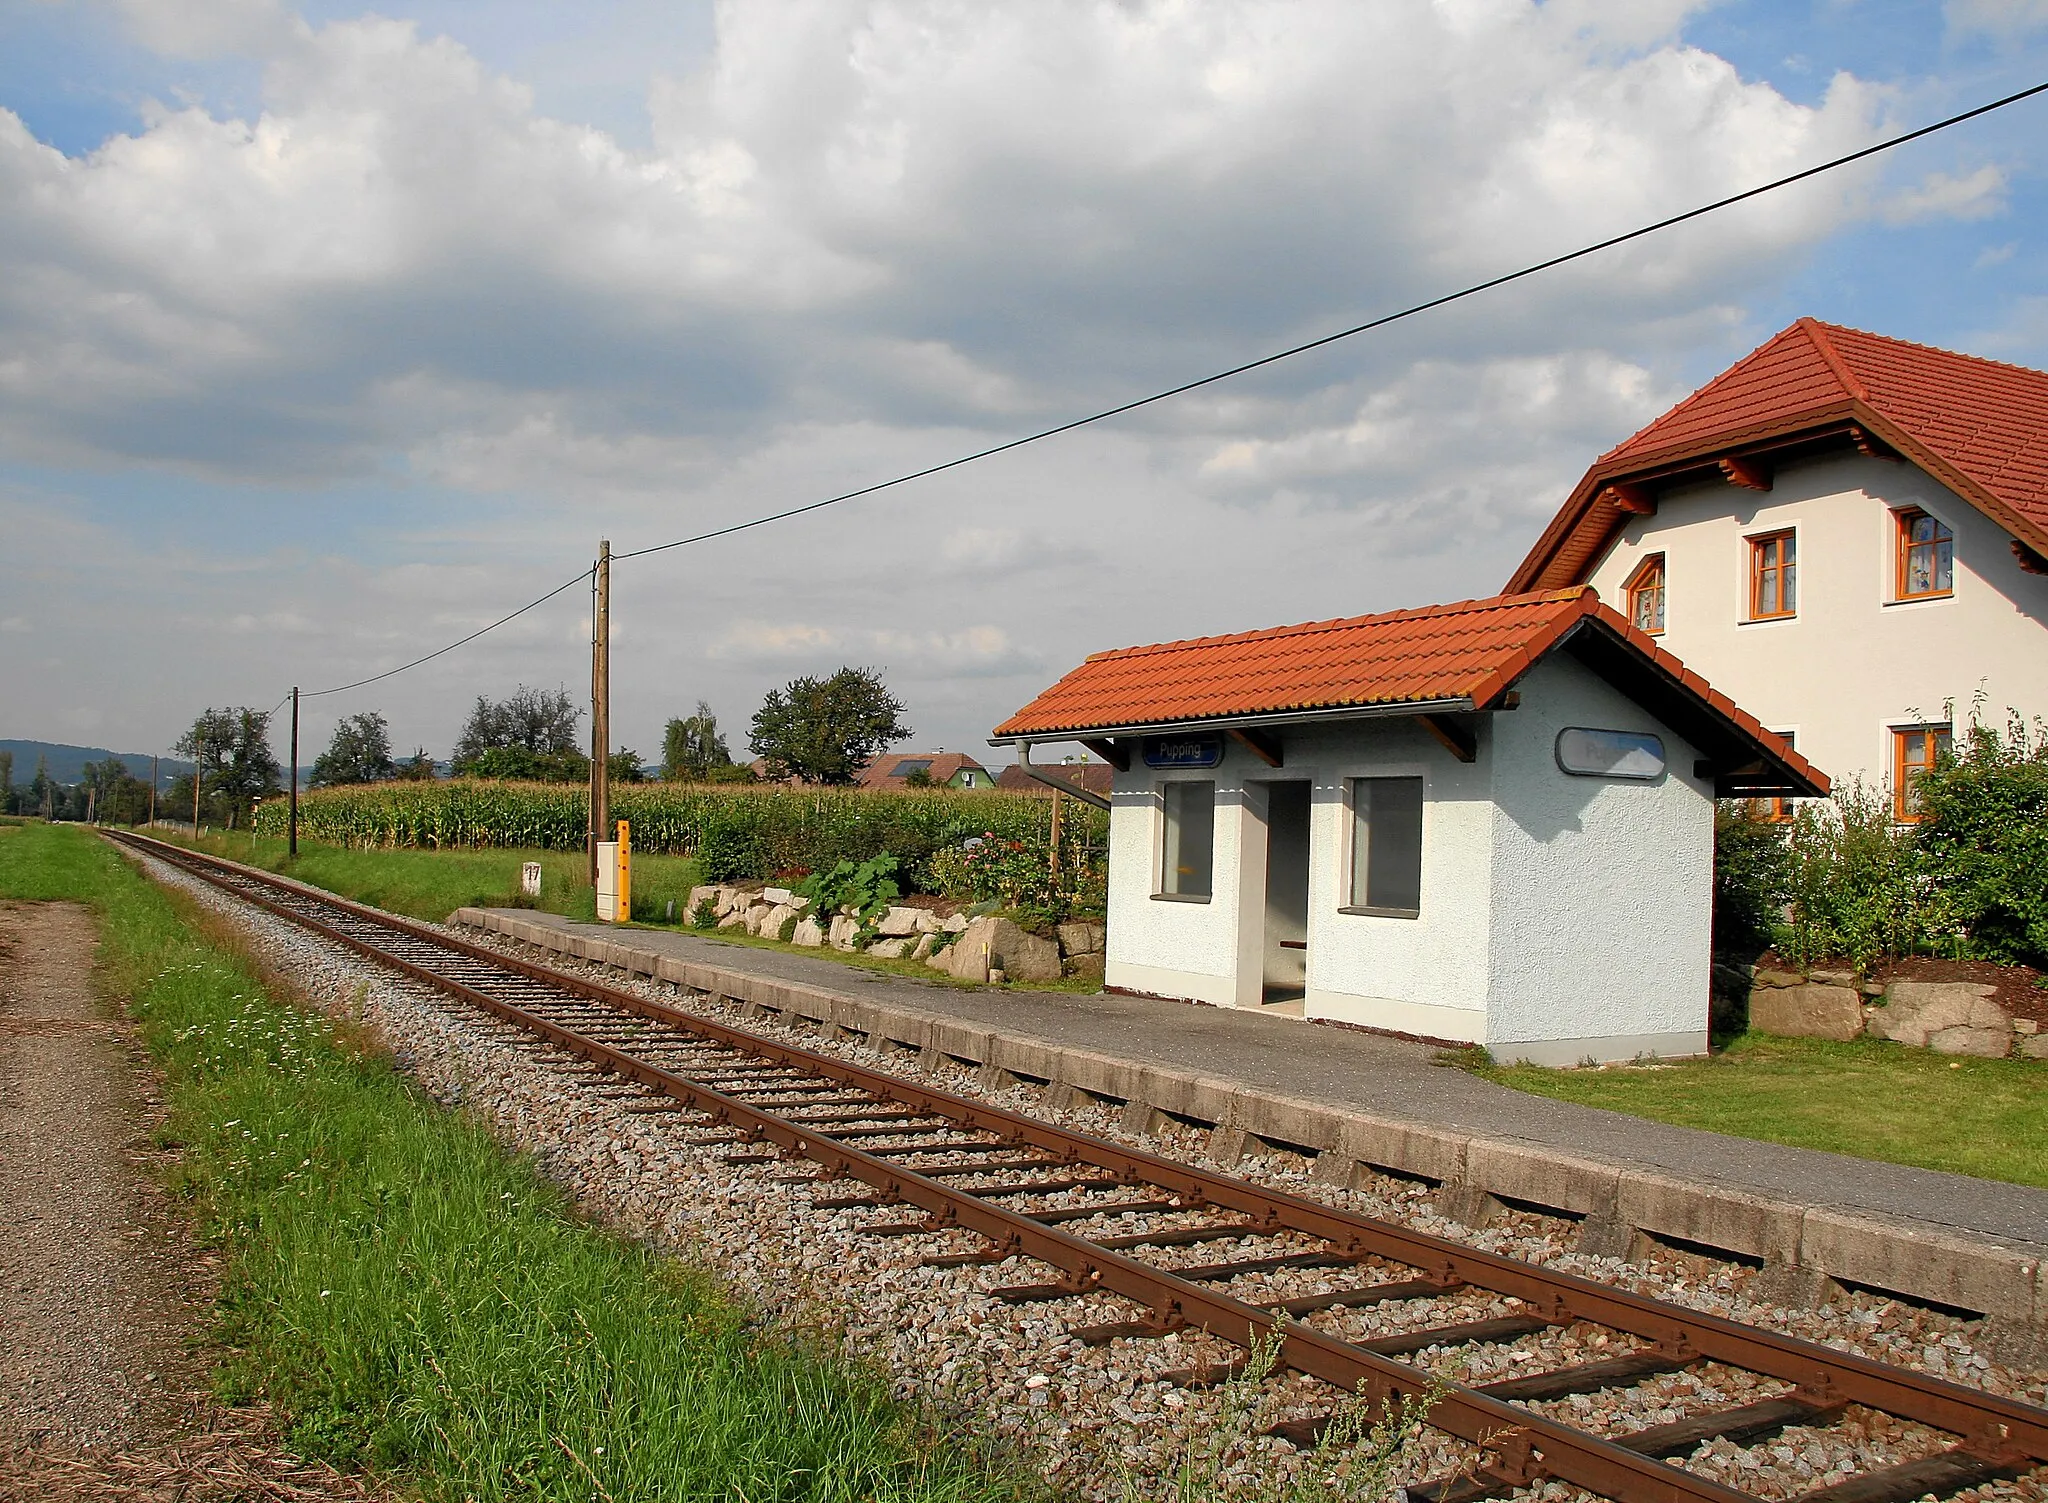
[1143,733,1224,769]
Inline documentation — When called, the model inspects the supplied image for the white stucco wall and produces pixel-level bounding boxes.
[1584,453,2048,799]
[1482,654,1715,1064]
[1099,661,1719,1063]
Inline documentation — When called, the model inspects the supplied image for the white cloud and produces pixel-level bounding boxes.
[1880,166,2007,226]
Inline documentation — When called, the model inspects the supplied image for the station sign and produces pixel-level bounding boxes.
[1143,733,1225,769]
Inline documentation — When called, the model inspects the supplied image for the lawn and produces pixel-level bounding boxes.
[149,828,706,925]
[1474,1033,2048,1189]
[1,823,1029,1502]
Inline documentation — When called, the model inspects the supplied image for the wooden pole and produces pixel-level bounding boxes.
[149,754,158,827]
[289,686,300,857]
[192,734,202,835]
[589,540,611,888]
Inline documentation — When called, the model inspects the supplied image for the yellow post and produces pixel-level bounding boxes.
[614,819,631,923]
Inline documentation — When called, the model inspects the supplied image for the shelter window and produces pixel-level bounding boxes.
[1892,724,1951,823]
[1158,780,1215,899]
[1625,554,1666,635]
[1895,509,1953,600]
[1346,777,1423,917]
[1749,530,1796,619]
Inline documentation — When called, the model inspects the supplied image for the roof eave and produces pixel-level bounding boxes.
[988,695,1481,746]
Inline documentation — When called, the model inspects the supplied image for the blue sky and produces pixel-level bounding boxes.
[2,0,2045,766]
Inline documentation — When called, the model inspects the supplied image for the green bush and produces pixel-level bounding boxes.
[927,823,1107,925]
[1777,780,1928,969]
[796,854,903,933]
[1916,711,2048,968]
[1712,806,1790,954]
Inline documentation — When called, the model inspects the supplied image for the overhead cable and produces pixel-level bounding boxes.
[616,79,2048,563]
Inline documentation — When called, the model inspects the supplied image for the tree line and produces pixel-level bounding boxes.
[5,665,916,826]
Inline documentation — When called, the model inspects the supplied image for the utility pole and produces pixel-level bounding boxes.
[289,686,300,858]
[149,754,158,827]
[589,539,611,889]
[191,733,203,836]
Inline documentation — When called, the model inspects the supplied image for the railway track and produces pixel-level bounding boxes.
[116,830,2048,1503]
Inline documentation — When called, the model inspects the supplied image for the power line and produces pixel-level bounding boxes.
[301,566,595,698]
[616,78,2047,563]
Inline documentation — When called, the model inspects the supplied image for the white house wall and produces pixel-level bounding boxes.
[1584,452,2048,797]
[1482,654,1715,1065]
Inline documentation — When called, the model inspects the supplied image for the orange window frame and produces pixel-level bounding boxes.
[1895,508,1953,600]
[1748,730,1797,823]
[1891,724,1952,823]
[1625,554,1666,635]
[1749,530,1796,619]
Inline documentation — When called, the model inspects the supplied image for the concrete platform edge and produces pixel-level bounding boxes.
[456,908,2046,1325]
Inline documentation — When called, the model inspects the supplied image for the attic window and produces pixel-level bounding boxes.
[1625,554,1666,635]
[1555,728,1666,780]
[1895,509,1953,599]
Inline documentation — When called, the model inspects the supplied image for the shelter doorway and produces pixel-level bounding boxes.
[1260,781,1311,1010]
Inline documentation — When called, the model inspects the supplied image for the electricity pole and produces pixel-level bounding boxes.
[149,754,158,827]
[289,686,300,858]
[191,733,203,836]
[589,539,611,888]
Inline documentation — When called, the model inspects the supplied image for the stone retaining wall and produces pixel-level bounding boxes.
[1733,961,2044,1058]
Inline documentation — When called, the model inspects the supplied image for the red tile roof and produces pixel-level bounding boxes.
[995,590,1590,737]
[1509,319,2048,591]
[995,762,1115,796]
[857,751,989,789]
[992,588,1828,796]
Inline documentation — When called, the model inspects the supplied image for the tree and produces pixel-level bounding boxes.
[176,707,282,825]
[28,753,55,819]
[0,749,12,814]
[609,749,649,784]
[395,747,439,781]
[662,701,734,781]
[453,686,580,765]
[748,667,911,786]
[311,711,398,787]
[79,757,151,824]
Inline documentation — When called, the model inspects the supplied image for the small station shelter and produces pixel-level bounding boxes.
[991,587,1827,1064]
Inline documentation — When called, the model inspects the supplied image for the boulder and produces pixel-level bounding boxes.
[762,886,795,905]
[686,884,721,917]
[867,937,914,960]
[914,911,942,934]
[1748,983,1864,1042]
[947,915,1061,983]
[743,903,781,936]
[2021,1036,2048,1061]
[756,902,797,939]
[1064,952,1105,982]
[911,933,939,961]
[715,887,751,918]
[927,944,955,972]
[876,906,923,938]
[1751,968,1803,989]
[1868,981,2011,1057]
[790,916,826,948]
[1056,920,1105,957]
[942,912,971,934]
[828,914,861,951]
[1808,968,1857,987]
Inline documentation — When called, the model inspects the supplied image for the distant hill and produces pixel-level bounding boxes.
[0,740,194,787]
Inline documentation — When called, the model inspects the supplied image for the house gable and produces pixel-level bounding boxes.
[1509,319,2048,595]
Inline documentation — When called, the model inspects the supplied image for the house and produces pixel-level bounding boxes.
[995,761,1115,798]
[859,752,993,790]
[991,588,1825,1064]
[1508,319,2048,820]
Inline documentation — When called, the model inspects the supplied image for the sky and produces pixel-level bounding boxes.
[3,0,2047,772]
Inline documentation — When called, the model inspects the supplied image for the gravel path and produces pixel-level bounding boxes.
[129,849,2048,1503]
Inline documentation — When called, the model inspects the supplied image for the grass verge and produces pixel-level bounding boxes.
[0,823,1030,1503]
[1472,1032,2048,1189]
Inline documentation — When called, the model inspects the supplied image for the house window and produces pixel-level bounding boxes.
[1346,777,1423,917]
[1896,509,1953,600]
[1625,554,1666,635]
[1158,780,1215,898]
[1749,531,1796,619]
[1748,730,1797,824]
[1892,724,1952,823]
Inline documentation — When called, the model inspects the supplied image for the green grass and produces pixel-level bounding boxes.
[0,824,1031,1503]
[1473,1033,2048,1188]
[150,828,706,925]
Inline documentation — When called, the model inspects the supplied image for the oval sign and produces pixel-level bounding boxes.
[1555,727,1666,780]
[1144,733,1224,769]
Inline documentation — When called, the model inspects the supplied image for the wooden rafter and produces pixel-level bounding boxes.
[1718,455,1773,492]
[1418,714,1477,764]
[1078,737,1130,771]
[1228,727,1283,768]
[1602,482,1655,516]
[2015,539,2048,577]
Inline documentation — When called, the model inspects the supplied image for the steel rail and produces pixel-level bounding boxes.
[113,832,2047,1503]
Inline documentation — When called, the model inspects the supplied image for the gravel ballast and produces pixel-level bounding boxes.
[132,849,2048,1503]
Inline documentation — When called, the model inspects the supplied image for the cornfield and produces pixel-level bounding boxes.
[253,779,1108,894]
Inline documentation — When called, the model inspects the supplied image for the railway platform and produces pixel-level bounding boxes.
[457,906,2048,1331]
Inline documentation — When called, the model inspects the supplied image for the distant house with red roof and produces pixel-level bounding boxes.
[1508,319,2048,819]
[858,751,992,790]
[995,761,1115,798]
[993,589,1823,1064]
